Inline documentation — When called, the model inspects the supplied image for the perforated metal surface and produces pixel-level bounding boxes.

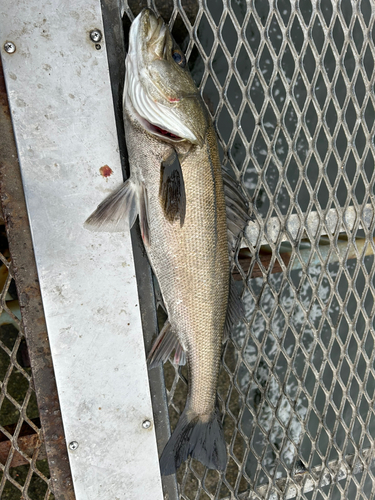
[125,1,375,498]
[0,237,53,499]
[122,0,375,499]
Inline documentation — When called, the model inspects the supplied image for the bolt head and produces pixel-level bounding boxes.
[4,42,16,54]
[142,419,151,429]
[69,441,79,451]
[90,30,102,43]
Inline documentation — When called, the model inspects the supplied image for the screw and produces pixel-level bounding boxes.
[90,29,102,43]
[69,441,79,451]
[4,42,16,54]
[142,419,152,429]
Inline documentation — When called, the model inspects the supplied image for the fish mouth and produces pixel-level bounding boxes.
[148,124,182,141]
[124,9,201,145]
[144,10,166,49]
[130,9,166,57]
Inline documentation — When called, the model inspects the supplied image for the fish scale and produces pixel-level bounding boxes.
[125,112,229,418]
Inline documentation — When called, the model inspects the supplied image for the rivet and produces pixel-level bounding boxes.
[142,419,152,429]
[69,441,79,451]
[4,42,16,54]
[90,29,102,43]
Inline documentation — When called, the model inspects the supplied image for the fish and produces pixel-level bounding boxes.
[85,8,249,475]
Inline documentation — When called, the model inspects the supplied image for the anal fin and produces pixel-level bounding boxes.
[147,320,186,369]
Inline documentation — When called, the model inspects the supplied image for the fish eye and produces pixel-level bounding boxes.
[172,50,186,68]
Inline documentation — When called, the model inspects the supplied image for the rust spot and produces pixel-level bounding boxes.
[99,165,113,178]
[0,59,10,117]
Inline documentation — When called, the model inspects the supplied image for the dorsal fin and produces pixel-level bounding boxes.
[147,320,186,369]
[159,150,186,227]
[222,169,251,254]
[223,276,244,342]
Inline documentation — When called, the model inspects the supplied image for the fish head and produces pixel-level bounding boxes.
[124,9,208,147]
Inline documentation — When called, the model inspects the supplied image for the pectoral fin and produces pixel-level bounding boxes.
[85,179,138,232]
[159,150,186,226]
[148,320,186,369]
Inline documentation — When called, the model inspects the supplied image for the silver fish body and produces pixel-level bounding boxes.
[86,8,248,475]
[125,107,229,417]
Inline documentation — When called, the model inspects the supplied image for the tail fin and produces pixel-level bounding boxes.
[160,407,227,476]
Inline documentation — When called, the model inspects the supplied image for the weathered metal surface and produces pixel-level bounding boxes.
[0,57,74,499]
[0,417,48,468]
[245,204,374,247]
[0,1,163,499]
[235,237,375,280]
[130,224,180,500]
[100,1,179,497]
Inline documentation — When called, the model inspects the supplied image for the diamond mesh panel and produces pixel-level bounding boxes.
[123,1,375,499]
[0,226,53,500]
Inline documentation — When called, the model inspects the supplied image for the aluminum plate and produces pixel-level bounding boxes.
[0,2,163,499]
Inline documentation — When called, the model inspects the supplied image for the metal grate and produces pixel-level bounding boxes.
[121,1,375,498]
[0,228,53,499]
